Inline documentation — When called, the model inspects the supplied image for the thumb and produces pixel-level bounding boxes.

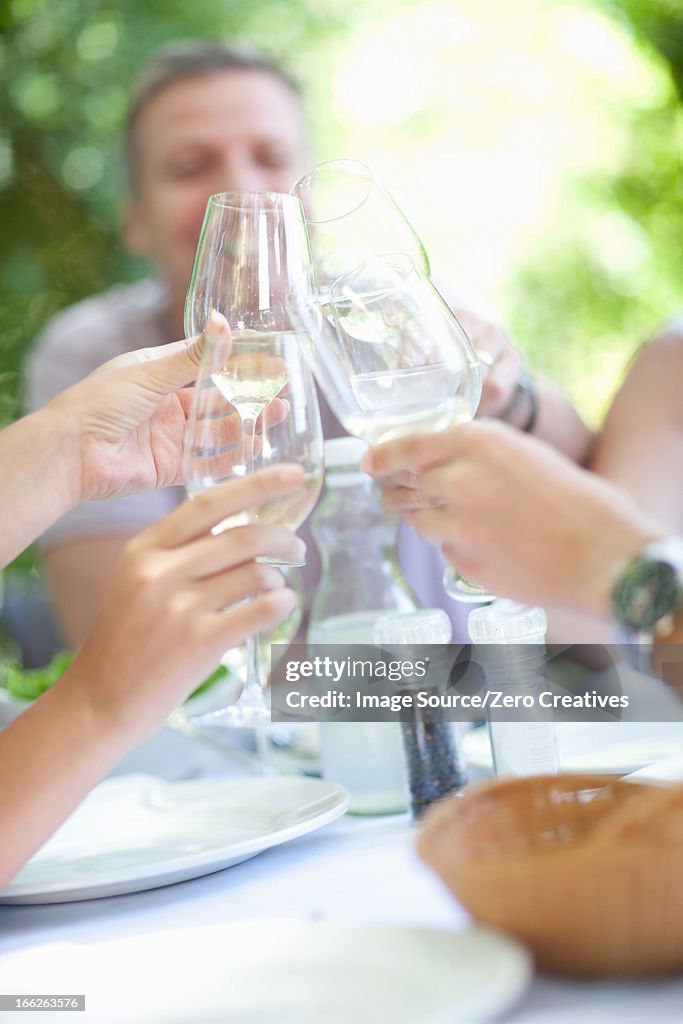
[110,310,231,394]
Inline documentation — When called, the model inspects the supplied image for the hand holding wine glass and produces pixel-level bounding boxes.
[308,254,481,446]
[291,160,488,601]
[184,191,324,726]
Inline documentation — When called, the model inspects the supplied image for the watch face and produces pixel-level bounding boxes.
[615,559,680,631]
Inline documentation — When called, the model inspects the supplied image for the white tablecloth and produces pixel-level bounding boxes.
[2,807,683,1022]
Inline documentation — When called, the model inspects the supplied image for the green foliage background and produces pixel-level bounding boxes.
[0,0,681,431]
[506,0,683,414]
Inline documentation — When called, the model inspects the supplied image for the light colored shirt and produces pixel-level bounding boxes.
[24,279,469,635]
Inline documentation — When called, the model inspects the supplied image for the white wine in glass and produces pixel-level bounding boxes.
[296,254,486,603]
[211,334,290,409]
[296,254,481,447]
[292,159,489,604]
[184,191,324,725]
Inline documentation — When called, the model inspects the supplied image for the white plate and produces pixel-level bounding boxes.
[627,753,683,784]
[0,919,532,1023]
[0,775,349,905]
[0,689,216,780]
[463,721,683,775]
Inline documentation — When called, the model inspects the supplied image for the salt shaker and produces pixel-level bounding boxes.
[467,599,559,778]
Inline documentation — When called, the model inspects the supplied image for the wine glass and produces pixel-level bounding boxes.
[290,158,430,290]
[293,253,486,602]
[167,566,305,768]
[291,162,491,602]
[316,254,480,442]
[184,191,324,726]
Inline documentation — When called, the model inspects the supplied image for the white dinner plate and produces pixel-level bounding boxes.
[627,753,683,784]
[0,774,349,905]
[0,688,227,780]
[463,721,683,775]
[0,919,532,1023]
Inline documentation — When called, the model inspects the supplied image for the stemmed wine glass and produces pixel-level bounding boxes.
[294,253,481,446]
[290,161,487,600]
[291,158,430,289]
[184,191,324,726]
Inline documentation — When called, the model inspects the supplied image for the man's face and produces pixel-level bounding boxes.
[125,70,310,301]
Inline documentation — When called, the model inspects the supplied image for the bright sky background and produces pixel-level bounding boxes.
[306,0,669,322]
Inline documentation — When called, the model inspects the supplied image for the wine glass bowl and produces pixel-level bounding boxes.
[184,332,323,539]
[290,159,430,290]
[294,254,481,447]
[183,190,323,725]
[184,191,315,338]
[291,160,490,604]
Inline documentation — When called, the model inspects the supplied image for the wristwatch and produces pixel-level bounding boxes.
[612,536,683,670]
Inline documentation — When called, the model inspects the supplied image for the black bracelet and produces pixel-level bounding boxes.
[501,372,538,433]
[520,372,538,433]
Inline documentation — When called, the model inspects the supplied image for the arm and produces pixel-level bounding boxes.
[452,307,593,464]
[0,467,306,888]
[0,410,80,567]
[540,331,683,652]
[362,421,665,622]
[369,424,683,681]
[533,376,593,464]
[590,331,683,530]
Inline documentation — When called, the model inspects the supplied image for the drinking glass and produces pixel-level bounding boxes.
[290,159,430,290]
[296,253,481,446]
[168,566,305,760]
[291,162,491,602]
[184,191,324,726]
[293,253,483,600]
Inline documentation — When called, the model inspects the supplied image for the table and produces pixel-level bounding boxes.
[2,806,683,1023]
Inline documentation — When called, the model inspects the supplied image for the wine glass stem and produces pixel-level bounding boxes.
[240,407,267,712]
[240,412,260,475]
[243,634,264,706]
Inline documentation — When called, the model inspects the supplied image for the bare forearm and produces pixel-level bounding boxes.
[0,668,133,890]
[0,409,79,567]
[590,335,683,531]
[533,377,594,465]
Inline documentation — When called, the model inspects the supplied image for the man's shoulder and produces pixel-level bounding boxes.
[24,279,168,409]
[31,279,167,364]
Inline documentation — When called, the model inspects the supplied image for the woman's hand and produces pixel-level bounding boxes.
[43,310,281,504]
[0,465,307,889]
[69,464,306,740]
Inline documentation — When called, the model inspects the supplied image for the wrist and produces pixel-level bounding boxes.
[500,371,538,433]
[32,400,84,509]
[581,523,665,622]
[24,664,141,789]
[68,642,166,748]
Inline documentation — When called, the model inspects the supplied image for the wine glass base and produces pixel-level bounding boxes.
[256,557,307,568]
[442,567,495,604]
[189,702,271,729]
[444,587,495,604]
